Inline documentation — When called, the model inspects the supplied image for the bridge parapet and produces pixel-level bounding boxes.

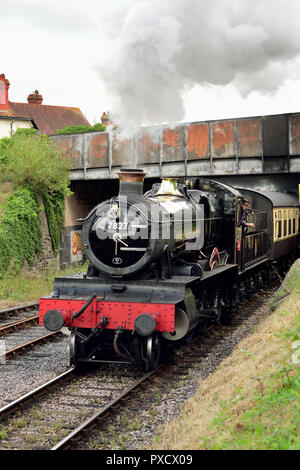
[51,112,300,180]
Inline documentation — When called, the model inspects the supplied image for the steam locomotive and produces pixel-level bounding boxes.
[39,169,300,370]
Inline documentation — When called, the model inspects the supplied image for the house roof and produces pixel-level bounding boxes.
[0,114,34,123]
[8,101,90,135]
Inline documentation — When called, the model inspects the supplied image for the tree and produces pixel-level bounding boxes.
[1,128,71,199]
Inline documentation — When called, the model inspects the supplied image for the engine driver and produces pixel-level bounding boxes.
[239,199,255,233]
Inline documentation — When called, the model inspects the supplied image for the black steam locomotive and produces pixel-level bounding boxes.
[40,169,300,370]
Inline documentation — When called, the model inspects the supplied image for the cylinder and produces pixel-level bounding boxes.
[162,308,189,341]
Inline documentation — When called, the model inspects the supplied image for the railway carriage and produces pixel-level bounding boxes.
[236,188,300,261]
[39,170,300,370]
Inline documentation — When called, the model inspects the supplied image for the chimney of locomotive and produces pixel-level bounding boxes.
[117,168,146,201]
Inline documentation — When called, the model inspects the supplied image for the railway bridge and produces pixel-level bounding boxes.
[54,112,300,267]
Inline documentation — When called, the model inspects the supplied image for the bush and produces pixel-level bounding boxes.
[56,122,106,134]
[2,132,71,199]
[0,186,42,276]
[13,128,38,137]
[43,192,66,254]
[0,130,72,272]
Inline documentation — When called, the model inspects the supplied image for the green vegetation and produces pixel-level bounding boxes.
[0,426,8,441]
[43,192,66,255]
[56,122,105,135]
[0,261,88,308]
[151,260,300,450]
[3,129,71,198]
[0,128,71,275]
[0,187,42,276]
[0,181,13,214]
[128,418,143,431]
[207,372,299,450]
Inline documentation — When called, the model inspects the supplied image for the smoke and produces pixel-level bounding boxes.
[93,0,300,130]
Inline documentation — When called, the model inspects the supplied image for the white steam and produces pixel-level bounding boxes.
[93,0,300,129]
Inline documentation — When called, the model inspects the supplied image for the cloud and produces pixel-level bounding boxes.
[0,0,97,34]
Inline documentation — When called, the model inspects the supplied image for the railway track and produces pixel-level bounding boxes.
[0,301,40,334]
[0,301,63,362]
[1,330,62,362]
[0,302,39,320]
[72,284,279,450]
[0,280,279,450]
[0,364,146,450]
[0,369,76,420]
[0,315,40,337]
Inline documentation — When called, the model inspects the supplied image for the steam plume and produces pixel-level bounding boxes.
[94,0,300,129]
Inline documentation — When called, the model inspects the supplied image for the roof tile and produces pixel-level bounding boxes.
[8,101,90,135]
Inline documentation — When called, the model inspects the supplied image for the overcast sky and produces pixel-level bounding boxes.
[2,0,300,129]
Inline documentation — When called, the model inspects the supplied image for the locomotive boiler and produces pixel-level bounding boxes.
[39,169,300,370]
[82,169,203,278]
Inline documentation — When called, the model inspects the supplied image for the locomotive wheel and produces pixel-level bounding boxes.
[146,334,161,371]
[219,286,232,325]
[69,330,86,367]
[69,330,79,366]
[232,284,242,312]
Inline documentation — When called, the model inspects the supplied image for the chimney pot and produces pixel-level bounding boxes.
[27,90,43,105]
[101,111,110,126]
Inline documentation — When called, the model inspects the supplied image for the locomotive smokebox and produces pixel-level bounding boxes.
[117,168,146,201]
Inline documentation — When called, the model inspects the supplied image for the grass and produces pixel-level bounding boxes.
[0,261,88,309]
[128,418,143,431]
[0,426,8,441]
[150,259,300,450]
[206,369,299,450]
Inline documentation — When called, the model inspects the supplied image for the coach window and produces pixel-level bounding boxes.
[283,219,287,237]
[278,219,282,238]
[275,209,281,239]
[292,209,297,234]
